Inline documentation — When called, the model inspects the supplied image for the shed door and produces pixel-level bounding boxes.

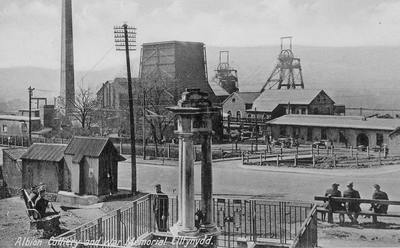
[79,160,95,195]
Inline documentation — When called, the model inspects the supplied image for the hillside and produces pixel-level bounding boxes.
[1,45,400,113]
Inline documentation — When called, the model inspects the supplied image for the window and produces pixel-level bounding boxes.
[2,125,7,133]
[321,128,327,140]
[307,127,313,141]
[280,126,286,136]
[247,114,252,118]
[376,133,384,146]
[339,130,346,144]
[236,111,241,118]
[227,110,232,116]
[301,108,306,114]
[293,127,300,139]
[232,98,236,103]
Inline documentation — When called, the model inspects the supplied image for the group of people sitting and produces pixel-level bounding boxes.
[324,181,389,224]
[27,184,59,219]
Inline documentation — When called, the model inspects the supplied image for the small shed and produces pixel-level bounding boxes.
[2,148,28,190]
[64,136,125,196]
[21,143,67,193]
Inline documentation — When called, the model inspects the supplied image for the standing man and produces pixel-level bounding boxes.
[324,182,345,224]
[369,184,389,214]
[343,181,362,224]
[153,184,169,232]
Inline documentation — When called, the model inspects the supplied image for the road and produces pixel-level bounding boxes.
[118,158,400,209]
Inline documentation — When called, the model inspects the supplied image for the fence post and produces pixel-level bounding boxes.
[247,152,249,163]
[242,152,245,164]
[133,201,138,239]
[317,145,320,155]
[120,141,123,155]
[276,155,280,167]
[379,149,382,165]
[168,144,171,158]
[333,154,336,168]
[148,195,153,232]
[350,146,353,158]
[117,209,121,241]
[251,142,254,153]
[97,217,103,242]
[311,145,314,155]
[294,154,297,167]
[296,145,299,155]
[326,146,329,156]
[384,145,387,159]
[356,153,359,166]
[280,146,283,155]
[313,154,316,168]
[221,149,224,159]
[367,146,369,157]
[259,154,262,166]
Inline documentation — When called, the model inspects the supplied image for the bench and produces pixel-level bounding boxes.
[21,189,61,238]
[314,196,400,224]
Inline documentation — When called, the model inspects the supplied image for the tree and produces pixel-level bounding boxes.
[68,84,98,129]
[136,78,177,155]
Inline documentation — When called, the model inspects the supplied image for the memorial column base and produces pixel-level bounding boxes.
[170,225,199,237]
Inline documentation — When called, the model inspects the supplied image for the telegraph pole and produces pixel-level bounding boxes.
[28,86,35,146]
[142,90,146,160]
[114,23,137,194]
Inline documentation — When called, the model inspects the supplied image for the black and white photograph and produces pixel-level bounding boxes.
[1,0,400,247]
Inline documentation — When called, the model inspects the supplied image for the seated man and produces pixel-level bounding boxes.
[369,184,389,214]
[324,182,345,223]
[30,184,59,219]
[343,181,362,224]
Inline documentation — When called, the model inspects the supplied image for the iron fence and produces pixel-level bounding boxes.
[290,204,318,248]
[50,194,314,248]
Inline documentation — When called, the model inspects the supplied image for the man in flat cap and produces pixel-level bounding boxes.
[153,184,169,232]
[343,181,362,224]
[324,182,345,223]
[369,184,389,214]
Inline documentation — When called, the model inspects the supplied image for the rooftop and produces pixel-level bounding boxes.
[20,143,67,162]
[250,89,330,112]
[268,115,400,131]
[0,115,40,121]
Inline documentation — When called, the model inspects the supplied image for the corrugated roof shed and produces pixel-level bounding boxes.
[250,89,328,112]
[20,143,67,162]
[267,115,400,131]
[65,136,113,163]
[3,148,28,160]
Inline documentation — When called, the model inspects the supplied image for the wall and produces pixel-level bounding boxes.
[64,154,79,194]
[0,119,40,136]
[223,95,247,118]
[308,92,335,115]
[22,160,62,193]
[2,154,22,190]
[271,125,392,149]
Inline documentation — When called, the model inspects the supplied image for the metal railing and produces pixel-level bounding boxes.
[290,204,318,248]
[50,194,314,248]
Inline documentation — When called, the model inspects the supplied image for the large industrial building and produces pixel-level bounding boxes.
[139,41,219,104]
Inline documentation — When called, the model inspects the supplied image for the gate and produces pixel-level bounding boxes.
[211,198,312,247]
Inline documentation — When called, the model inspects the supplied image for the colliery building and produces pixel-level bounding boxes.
[139,40,219,104]
[267,115,400,151]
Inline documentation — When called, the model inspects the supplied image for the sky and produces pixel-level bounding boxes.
[1,0,400,71]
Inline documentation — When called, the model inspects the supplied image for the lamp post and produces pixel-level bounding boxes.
[114,23,137,194]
